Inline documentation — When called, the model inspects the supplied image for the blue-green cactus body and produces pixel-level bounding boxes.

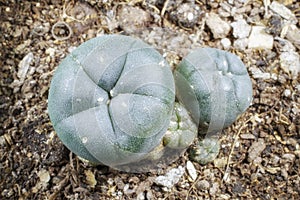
[48,35,175,167]
[174,48,252,134]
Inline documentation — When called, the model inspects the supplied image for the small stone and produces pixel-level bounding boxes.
[296,84,300,91]
[233,38,248,50]
[136,192,145,200]
[213,158,227,168]
[154,166,185,189]
[37,169,50,183]
[196,180,210,191]
[107,178,114,185]
[45,47,56,57]
[231,19,251,39]
[169,3,202,28]
[123,184,135,195]
[282,153,295,162]
[186,161,197,181]
[206,13,231,39]
[250,67,271,79]
[17,52,34,82]
[240,133,256,139]
[209,182,220,196]
[118,6,151,33]
[285,24,300,50]
[247,138,266,163]
[280,51,300,78]
[32,169,51,193]
[284,89,291,97]
[248,26,274,49]
[269,1,297,22]
[15,40,31,53]
[146,190,153,200]
[220,38,231,49]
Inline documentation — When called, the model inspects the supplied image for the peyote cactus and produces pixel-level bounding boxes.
[48,35,176,170]
[174,48,252,164]
[174,48,253,134]
[48,35,252,172]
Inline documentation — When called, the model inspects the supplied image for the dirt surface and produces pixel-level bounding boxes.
[1,0,300,199]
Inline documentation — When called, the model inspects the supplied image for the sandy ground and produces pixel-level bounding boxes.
[1,0,300,199]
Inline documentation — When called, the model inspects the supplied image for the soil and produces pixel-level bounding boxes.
[1,0,299,199]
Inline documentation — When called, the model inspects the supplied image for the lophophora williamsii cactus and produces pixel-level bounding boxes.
[175,48,253,134]
[48,35,252,172]
[174,48,253,164]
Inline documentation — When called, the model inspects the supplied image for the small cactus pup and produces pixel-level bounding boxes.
[48,35,176,172]
[124,102,197,172]
[174,48,253,164]
[188,137,220,165]
[163,102,197,150]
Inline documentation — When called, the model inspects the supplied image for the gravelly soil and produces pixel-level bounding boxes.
[1,0,299,199]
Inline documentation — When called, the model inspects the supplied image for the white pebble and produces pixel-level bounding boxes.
[248,26,274,49]
[220,38,231,49]
[206,13,231,39]
[280,51,300,78]
[154,166,185,189]
[231,19,251,39]
[284,89,291,97]
[17,52,34,81]
[186,161,197,181]
[269,1,297,22]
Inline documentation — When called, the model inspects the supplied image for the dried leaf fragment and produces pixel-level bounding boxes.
[84,170,97,188]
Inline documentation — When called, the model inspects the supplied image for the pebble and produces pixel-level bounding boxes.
[247,138,266,163]
[196,179,210,191]
[186,161,197,181]
[280,51,300,78]
[248,26,274,49]
[45,47,56,57]
[136,192,145,200]
[220,38,231,49]
[233,38,248,50]
[209,182,220,196]
[118,6,151,33]
[206,13,231,39]
[275,37,300,78]
[17,52,34,81]
[286,24,300,50]
[269,1,297,22]
[10,52,34,93]
[146,190,153,199]
[240,133,256,140]
[123,184,135,195]
[169,3,202,28]
[282,153,296,162]
[213,158,227,168]
[37,169,50,183]
[154,166,185,189]
[32,169,50,193]
[231,19,251,38]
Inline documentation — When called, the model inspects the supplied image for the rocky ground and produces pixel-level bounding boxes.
[1,0,300,199]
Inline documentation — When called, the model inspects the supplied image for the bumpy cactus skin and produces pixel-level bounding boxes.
[163,102,197,149]
[48,35,175,167]
[49,37,253,170]
[174,48,252,134]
